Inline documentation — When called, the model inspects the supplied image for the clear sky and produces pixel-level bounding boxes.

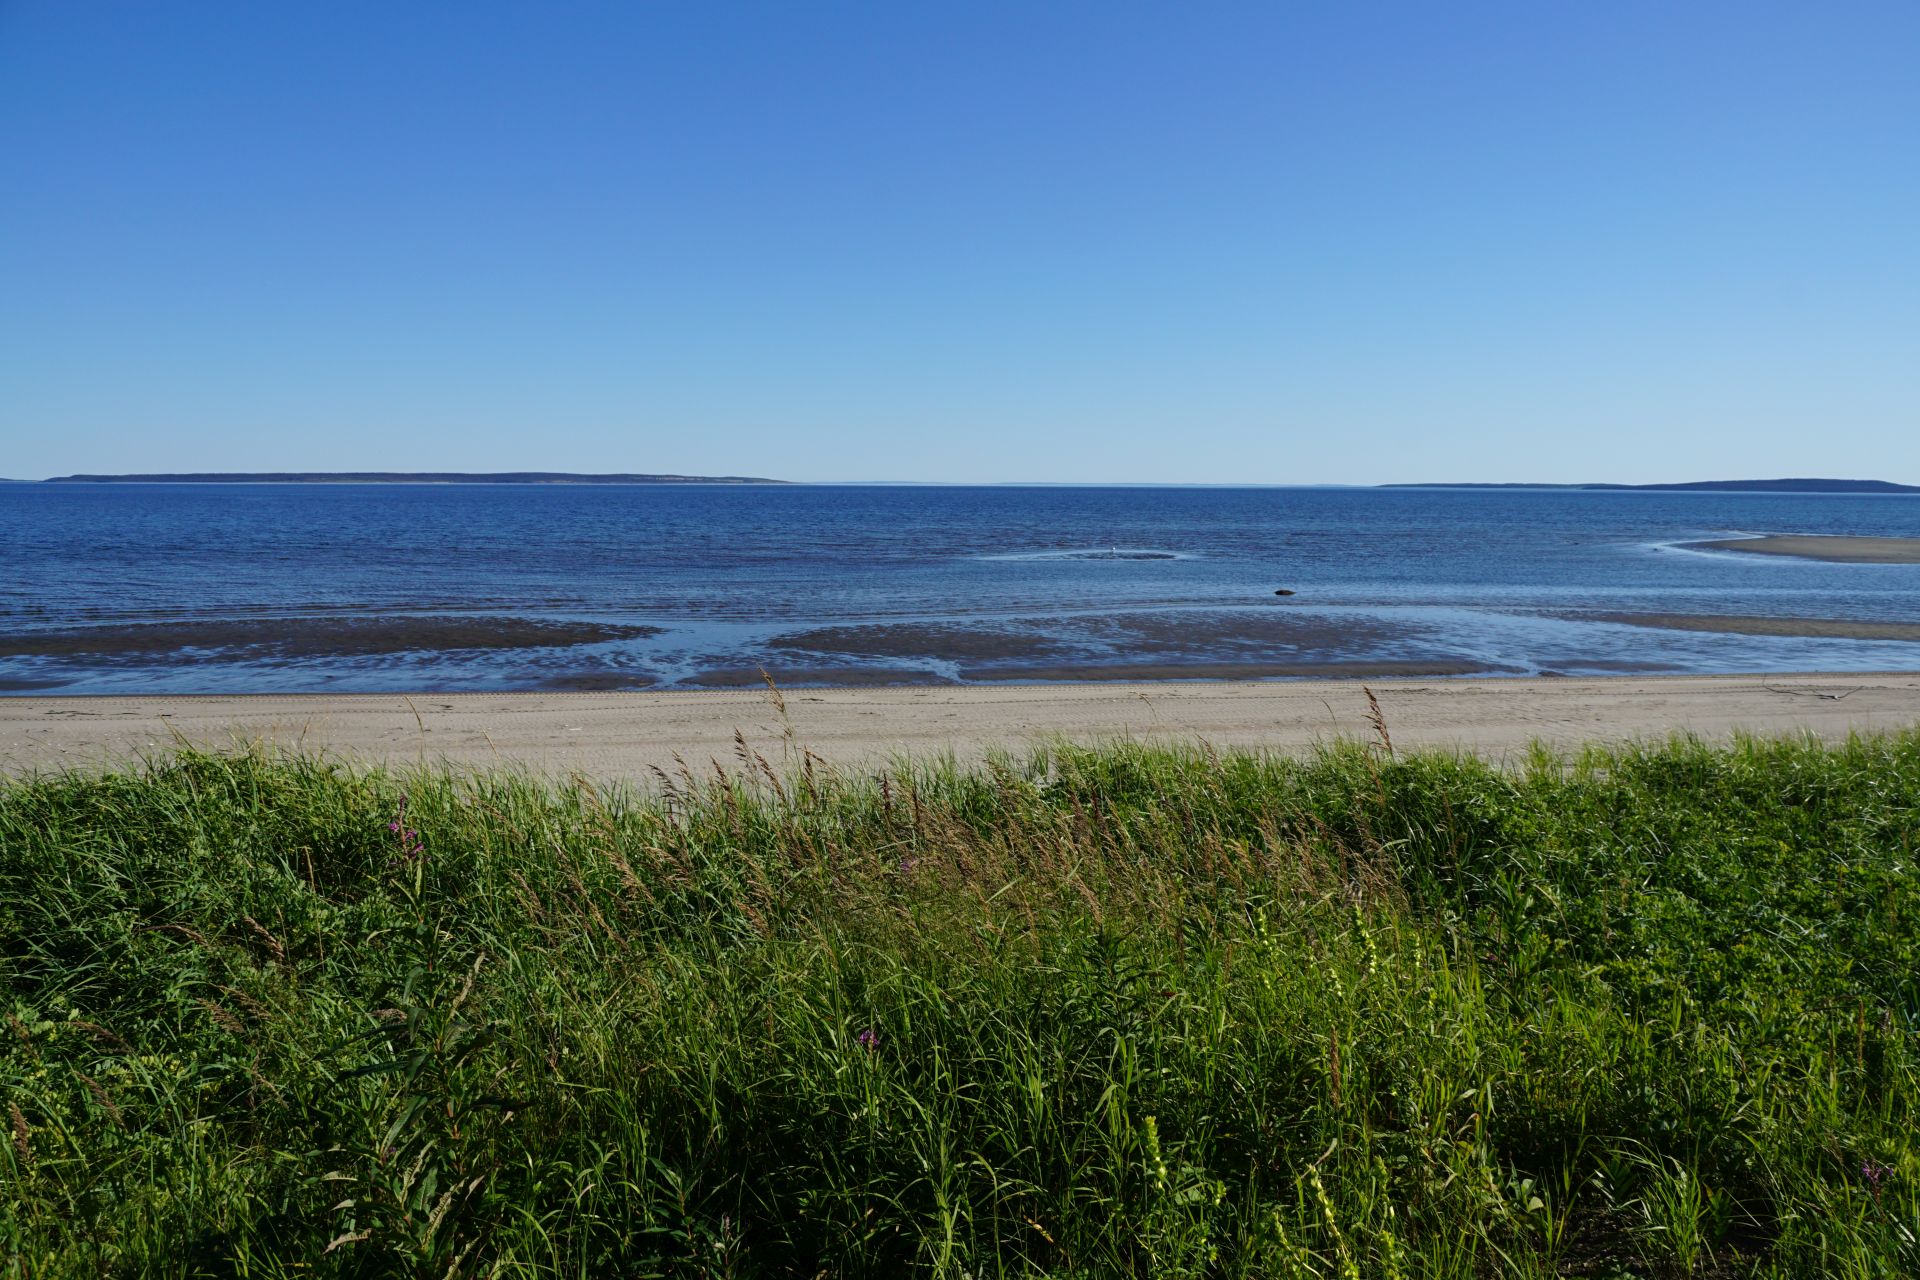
[3,3,1916,484]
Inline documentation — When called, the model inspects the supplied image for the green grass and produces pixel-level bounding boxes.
[1,731,1917,1276]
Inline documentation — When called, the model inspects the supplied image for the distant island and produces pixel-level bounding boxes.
[41,472,787,485]
[1382,478,1919,494]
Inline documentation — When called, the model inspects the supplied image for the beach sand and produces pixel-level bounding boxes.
[5,672,1919,780]
[1683,534,1920,564]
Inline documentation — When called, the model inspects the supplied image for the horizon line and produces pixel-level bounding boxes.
[10,474,1918,491]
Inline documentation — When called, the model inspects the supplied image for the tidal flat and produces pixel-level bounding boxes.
[0,616,660,663]
[761,611,1503,682]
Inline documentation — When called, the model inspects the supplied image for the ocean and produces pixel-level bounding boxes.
[3,483,1917,694]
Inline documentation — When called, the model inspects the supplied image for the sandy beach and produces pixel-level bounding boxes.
[5,671,1918,780]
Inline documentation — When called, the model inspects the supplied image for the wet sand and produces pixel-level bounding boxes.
[1590,613,1920,642]
[736,613,1508,685]
[1683,535,1920,564]
[764,611,1481,680]
[0,617,660,662]
[6,673,1918,780]
[769,622,1070,664]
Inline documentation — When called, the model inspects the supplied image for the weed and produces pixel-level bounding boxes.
[0,732,1916,1274]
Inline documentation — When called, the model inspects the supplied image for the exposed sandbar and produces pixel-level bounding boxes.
[768,611,1458,672]
[1683,535,1920,564]
[1591,613,1920,642]
[0,617,660,663]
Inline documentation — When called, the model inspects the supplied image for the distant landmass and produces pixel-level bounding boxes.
[42,472,787,485]
[1383,478,1920,494]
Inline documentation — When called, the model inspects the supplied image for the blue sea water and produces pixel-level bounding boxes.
[2,483,1917,693]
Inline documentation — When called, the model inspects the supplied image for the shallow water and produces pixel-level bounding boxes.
[3,483,1917,692]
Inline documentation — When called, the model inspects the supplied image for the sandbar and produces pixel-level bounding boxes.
[5,673,1918,780]
[0,617,660,663]
[1683,535,1920,564]
[1589,613,1920,642]
[765,611,1478,678]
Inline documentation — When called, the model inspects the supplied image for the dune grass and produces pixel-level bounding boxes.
[1,729,1916,1277]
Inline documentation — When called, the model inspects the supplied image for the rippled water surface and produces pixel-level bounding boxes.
[3,484,1917,692]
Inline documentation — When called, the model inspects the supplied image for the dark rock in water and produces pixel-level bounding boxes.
[1273,588,1296,596]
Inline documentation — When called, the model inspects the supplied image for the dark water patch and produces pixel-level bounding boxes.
[0,675,71,691]
[532,671,661,692]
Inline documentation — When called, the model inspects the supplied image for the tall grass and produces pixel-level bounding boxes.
[1,731,1916,1276]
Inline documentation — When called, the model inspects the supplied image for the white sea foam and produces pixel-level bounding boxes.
[976,548,1193,562]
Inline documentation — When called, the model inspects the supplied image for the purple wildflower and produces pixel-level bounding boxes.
[1863,1159,1891,1198]
[386,800,426,867]
[855,1028,879,1052]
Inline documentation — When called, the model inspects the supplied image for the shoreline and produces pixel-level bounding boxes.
[8,605,1917,695]
[6,670,1918,779]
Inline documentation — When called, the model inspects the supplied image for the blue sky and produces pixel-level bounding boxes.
[3,2,1915,483]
